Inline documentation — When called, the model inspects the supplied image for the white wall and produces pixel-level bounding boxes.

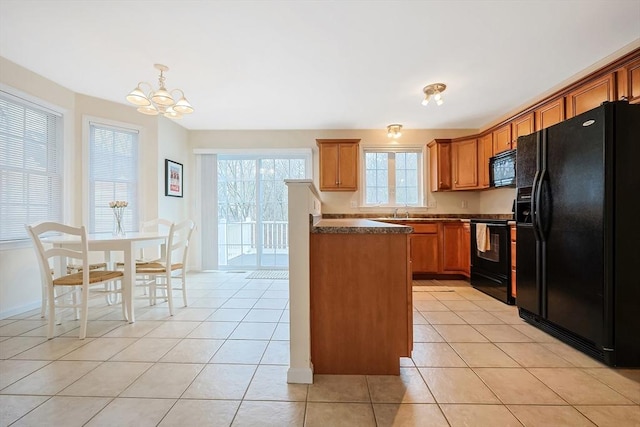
[158,118,190,222]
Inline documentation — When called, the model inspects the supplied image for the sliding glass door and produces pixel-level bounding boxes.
[217,155,306,269]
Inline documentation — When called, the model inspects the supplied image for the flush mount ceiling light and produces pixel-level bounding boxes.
[126,64,194,119]
[421,83,447,106]
[387,124,403,139]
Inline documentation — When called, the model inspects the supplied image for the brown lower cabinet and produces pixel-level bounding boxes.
[310,231,412,375]
[406,221,470,278]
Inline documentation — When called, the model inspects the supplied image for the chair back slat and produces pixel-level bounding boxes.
[25,222,89,281]
[139,218,173,260]
[166,219,195,267]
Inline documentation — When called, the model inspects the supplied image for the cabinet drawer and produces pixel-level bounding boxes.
[409,223,439,234]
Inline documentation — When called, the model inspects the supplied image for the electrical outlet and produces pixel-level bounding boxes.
[350,200,358,208]
[427,200,437,208]
[461,200,468,209]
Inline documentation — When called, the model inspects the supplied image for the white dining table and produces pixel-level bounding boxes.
[43,231,168,323]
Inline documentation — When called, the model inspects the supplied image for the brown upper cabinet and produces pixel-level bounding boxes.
[566,73,615,118]
[427,139,452,192]
[477,133,493,189]
[451,138,478,190]
[617,58,640,104]
[510,112,534,149]
[427,49,638,193]
[535,97,565,130]
[316,139,359,191]
[492,123,512,155]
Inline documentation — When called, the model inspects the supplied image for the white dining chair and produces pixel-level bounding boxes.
[114,218,173,303]
[26,222,128,339]
[134,219,195,315]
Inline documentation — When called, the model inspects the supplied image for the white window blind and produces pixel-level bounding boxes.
[0,91,62,241]
[89,123,139,233]
[363,148,423,206]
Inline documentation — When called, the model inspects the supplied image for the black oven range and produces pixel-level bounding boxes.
[470,219,514,305]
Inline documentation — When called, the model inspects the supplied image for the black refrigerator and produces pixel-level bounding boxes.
[515,101,640,367]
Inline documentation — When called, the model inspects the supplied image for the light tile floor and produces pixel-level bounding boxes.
[1,273,639,426]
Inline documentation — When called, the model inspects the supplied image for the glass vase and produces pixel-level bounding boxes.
[112,209,126,236]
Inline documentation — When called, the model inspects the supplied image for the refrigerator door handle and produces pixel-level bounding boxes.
[536,169,548,241]
[531,170,541,241]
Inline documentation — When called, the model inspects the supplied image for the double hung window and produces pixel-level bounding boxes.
[0,91,62,241]
[88,122,139,233]
[363,148,423,206]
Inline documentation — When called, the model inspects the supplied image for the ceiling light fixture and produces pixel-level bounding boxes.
[421,83,447,106]
[126,64,194,119]
[387,124,403,139]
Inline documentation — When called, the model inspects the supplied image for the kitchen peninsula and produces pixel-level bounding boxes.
[310,218,413,375]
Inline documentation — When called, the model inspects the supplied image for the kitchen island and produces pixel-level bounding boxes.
[310,218,412,375]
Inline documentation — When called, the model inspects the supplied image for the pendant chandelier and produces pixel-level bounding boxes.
[126,64,194,119]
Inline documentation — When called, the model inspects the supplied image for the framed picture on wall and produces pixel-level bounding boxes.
[165,159,183,197]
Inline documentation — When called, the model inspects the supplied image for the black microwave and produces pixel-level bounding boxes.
[490,149,516,187]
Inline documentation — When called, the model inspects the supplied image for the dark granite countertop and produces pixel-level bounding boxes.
[311,219,412,234]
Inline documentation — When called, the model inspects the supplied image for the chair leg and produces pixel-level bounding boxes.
[41,277,47,318]
[181,271,188,307]
[79,286,89,340]
[166,274,174,316]
[47,285,56,339]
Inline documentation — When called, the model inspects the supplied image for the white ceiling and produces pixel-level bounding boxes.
[1,1,638,131]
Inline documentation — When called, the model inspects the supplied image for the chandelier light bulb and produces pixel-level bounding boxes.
[137,105,159,116]
[164,106,182,119]
[173,96,194,114]
[421,96,430,106]
[126,86,151,106]
[125,64,194,119]
[436,98,444,106]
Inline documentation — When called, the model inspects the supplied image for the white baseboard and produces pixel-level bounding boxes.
[0,300,40,320]
[287,366,314,384]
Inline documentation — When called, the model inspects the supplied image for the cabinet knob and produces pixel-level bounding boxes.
[506,141,510,146]
[455,180,458,184]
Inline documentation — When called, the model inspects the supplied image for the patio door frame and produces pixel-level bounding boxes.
[194,148,312,271]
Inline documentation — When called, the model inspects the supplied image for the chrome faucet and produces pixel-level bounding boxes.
[392,207,410,218]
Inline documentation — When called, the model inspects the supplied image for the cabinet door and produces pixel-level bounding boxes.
[511,112,534,149]
[566,73,615,118]
[337,143,358,190]
[477,133,493,188]
[616,59,640,104]
[428,140,451,192]
[410,234,439,274]
[318,143,339,190]
[452,138,478,190]
[317,139,359,191]
[442,223,466,272]
[535,98,565,130]
[492,124,512,155]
